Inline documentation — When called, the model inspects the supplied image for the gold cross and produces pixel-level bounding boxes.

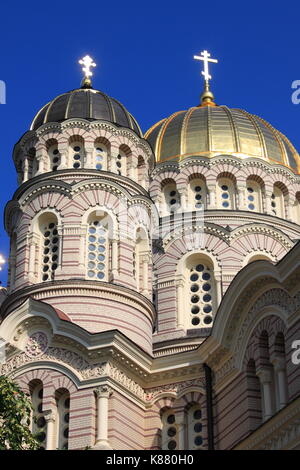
[193,50,218,84]
[79,55,96,79]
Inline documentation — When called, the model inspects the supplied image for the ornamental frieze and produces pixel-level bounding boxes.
[144,378,205,402]
[0,347,107,379]
[234,288,300,355]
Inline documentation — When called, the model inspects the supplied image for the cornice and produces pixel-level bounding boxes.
[234,396,300,450]
[14,118,154,163]
[158,217,296,252]
[10,170,150,201]
[151,154,300,181]
[0,280,155,321]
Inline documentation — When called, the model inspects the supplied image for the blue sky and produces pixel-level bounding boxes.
[0,0,300,284]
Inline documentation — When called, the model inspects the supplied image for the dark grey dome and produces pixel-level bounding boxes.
[30,88,142,136]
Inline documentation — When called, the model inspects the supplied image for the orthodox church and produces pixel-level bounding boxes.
[0,52,300,450]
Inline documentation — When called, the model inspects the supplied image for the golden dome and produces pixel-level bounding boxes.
[145,105,300,173]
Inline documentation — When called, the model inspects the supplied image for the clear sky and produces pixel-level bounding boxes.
[0,0,300,284]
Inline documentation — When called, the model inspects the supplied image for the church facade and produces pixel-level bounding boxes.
[0,54,300,450]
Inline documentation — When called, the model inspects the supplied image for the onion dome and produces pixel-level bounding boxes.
[30,88,142,136]
[145,105,300,173]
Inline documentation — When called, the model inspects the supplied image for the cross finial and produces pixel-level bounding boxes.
[78,55,96,88]
[193,50,218,106]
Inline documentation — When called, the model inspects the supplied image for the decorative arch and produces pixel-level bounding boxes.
[85,209,115,281]
[176,251,221,329]
[29,210,61,283]
[93,136,110,171]
[68,134,85,169]
[187,174,208,211]
[216,172,237,209]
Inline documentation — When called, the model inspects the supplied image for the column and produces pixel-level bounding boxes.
[273,358,288,409]
[285,197,293,221]
[257,368,273,420]
[23,157,29,182]
[44,410,56,450]
[129,163,137,180]
[215,272,222,306]
[94,385,113,449]
[35,154,44,175]
[176,278,185,329]
[111,239,119,277]
[141,254,150,296]
[28,241,36,279]
[176,411,186,450]
[57,144,68,170]
[110,150,118,173]
[152,194,162,218]
[237,187,247,210]
[178,189,187,211]
[264,189,273,215]
[79,233,86,271]
[207,185,216,209]
[85,147,94,169]
[8,255,16,291]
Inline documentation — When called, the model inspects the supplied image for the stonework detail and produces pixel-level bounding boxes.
[144,378,205,402]
[25,332,48,358]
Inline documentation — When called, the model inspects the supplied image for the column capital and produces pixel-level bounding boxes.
[94,385,113,399]
[44,409,56,423]
[271,357,286,372]
[256,367,273,384]
[175,276,185,288]
[141,253,151,263]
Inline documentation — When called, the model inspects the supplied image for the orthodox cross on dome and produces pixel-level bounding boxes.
[193,50,218,106]
[79,55,96,88]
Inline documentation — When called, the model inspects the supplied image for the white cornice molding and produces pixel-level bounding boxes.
[234,396,300,450]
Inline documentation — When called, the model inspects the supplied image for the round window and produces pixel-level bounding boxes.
[167,414,175,425]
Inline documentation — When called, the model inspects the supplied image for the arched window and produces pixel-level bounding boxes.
[137,156,146,185]
[86,211,112,281]
[30,380,47,449]
[117,145,131,176]
[246,179,263,212]
[271,184,285,218]
[161,410,178,450]
[187,405,203,450]
[163,182,180,215]
[245,254,273,265]
[47,140,60,172]
[69,137,85,169]
[184,255,216,328]
[217,177,235,209]
[134,228,149,294]
[94,138,109,171]
[188,178,207,210]
[55,389,70,450]
[39,214,59,282]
